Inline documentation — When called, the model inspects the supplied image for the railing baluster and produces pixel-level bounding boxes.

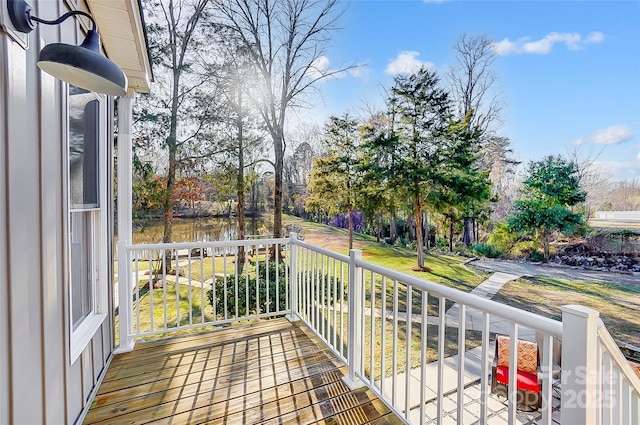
[199,248,204,324]
[614,363,622,424]
[223,251,228,321]
[437,296,445,425]
[308,250,312,327]
[405,284,412,419]
[266,243,270,314]
[321,254,326,341]
[312,251,317,331]
[380,275,387,396]
[162,250,167,330]
[234,246,239,319]
[173,249,179,328]
[540,332,554,425]
[457,303,466,424]
[211,249,216,323]
[247,244,252,316]
[187,250,192,326]
[480,311,490,424]
[361,267,366,380]
[420,290,427,425]
[392,279,398,408]
[332,257,337,350]
[508,322,519,425]
[340,257,345,359]
[370,270,375,385]
[149,252,154,333]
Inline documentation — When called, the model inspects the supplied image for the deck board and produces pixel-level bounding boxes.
[84,319,400,425]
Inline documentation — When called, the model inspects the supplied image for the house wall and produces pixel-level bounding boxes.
[0,1,114,423]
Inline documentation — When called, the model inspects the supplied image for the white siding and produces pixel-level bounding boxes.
[0,1,116,423]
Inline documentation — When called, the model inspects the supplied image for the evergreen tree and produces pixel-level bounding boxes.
[387,67,451,270]
[508,155,586,261]
[306,114,362,249]
[439,115,492,251]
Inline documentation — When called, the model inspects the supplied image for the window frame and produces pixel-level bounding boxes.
[67,86,109,364]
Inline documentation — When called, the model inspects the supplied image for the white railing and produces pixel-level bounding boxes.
[308,247,563,425]
[117,238,290,344]
[116,235,640,425]
[596,323,640,424]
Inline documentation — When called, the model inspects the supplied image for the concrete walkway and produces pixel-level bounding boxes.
[445,271,537,341]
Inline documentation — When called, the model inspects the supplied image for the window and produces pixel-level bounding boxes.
[68,86,108,363]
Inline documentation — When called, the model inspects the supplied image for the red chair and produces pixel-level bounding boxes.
[491,335,541,409]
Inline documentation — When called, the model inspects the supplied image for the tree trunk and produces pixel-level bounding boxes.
[423,211,430,249]
[448,217,454,252]
[161,65,181,275]
[463,217,473,246]
[542,229,550,262]
[348,209,354,250]
[473,218,478,244]
[273,130,284,238]
[414,194,424,269]
[390,214,397,244]
[236,109,246,271]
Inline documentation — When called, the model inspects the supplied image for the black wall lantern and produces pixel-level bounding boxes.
[6,0,128,96]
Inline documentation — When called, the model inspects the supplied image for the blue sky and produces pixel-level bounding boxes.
[302,0,640,182]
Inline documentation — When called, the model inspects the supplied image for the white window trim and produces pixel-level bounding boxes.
[68,91,109,364]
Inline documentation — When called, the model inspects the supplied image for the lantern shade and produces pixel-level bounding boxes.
[37,30,128,96]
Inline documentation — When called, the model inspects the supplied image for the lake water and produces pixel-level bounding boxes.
[132,216,271,244]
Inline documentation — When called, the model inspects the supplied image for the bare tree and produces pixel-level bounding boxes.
[448,33,502,133]
[567,144,612,218]
[212,0,350,237]
[447,33,514,242]
[142,0,220,245]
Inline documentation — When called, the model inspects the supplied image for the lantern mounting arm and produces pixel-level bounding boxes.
[30,11,97,32]
[7,0,97,34]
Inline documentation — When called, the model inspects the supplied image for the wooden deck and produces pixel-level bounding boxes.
[84,319,402,425]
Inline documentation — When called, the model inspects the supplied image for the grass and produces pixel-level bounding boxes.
[130,282,214,340]
[493,276,640,347]
[283,214,489,292]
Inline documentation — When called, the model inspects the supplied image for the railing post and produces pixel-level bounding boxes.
[561,305,599,424]
[343,249,364,389]
[114,240,135,353]
[286,233,299,322]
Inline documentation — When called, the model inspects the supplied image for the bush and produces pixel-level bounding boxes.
[470,243,502,258]
[529,250,545,262]
[208,261,345,319]
[509,240,541,260]
[208,261,288,318]
[486,222,518,254]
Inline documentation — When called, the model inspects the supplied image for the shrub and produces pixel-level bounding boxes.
[470,243,502,258]
[208,261,288,318]
[208,261,345,319]
[487,222,518,254]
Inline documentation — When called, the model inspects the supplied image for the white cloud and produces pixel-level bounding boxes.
[306,56,345,81]
[591,125,633,145]
[572,125,633,146]
[597,160,640,182]
[637,152,640,161]
[385,51,434,75]
[492,31,604,56]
